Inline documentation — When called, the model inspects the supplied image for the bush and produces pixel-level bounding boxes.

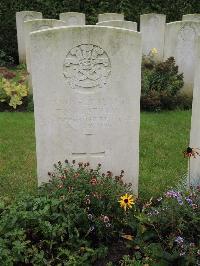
[0,160,199,265]
[0,161,137,265]
[123,186,200,265]
[0,75,29,110]
[141,54,192,111]
[0,66,32,111]
[1,0,200,63]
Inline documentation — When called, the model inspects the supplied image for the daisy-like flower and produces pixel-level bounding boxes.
[183,147,200,158]
[118,193,135,211]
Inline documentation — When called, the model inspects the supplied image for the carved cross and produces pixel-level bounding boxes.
[71,135,105,162]
[72,151,105,161]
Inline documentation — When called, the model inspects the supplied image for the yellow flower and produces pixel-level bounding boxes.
[118,193,135,211]
[151,48,158,55]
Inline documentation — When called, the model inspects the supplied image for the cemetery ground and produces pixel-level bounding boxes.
[0,110,191,200]
[1,64,199,265]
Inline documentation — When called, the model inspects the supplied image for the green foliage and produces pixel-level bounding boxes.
[26,94,34,112]
[0,75,29,109]
[124,186,200,265]
[0,159,199,264]
[141,56,191,111]
[1,0,200,63]
[0,161,136,265]
[0,66,32,111]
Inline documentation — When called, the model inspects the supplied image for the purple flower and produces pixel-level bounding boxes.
[185,197,193,206]
[165,190,181,199]
[177,198,183,205]
[175,236,184,245]
[165,190,184,205]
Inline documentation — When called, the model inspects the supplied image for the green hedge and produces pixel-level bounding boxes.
[1,0,200,63]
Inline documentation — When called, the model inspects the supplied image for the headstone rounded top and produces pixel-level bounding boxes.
[59,12,85,25]
[96,20,137,31]
[98,13,124,22]
[30,25,140,38]
[183,14,200,21]
[166,20,200,26]
[16,11,42,21]
[24,19,66,29]
[16,11,42,15]
[140,13,166,18]
[60,12,85,15]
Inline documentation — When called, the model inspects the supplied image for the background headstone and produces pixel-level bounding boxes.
[189,36,200,185]
[96,20,137,31]
[140,13,166,60]
[24,19,66,73]
[98,13,124,22]
[59,12,85,25]
[164,21,200,95]
[16,11,42,63]
[182,14,200,21]
[30,26,141,194]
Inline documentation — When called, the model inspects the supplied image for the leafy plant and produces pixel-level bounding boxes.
[0,161,137,265]
[0,75,29,109]
[126,186,200,265]
[141,55,191,111]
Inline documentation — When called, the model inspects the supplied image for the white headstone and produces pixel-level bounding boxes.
[30,26,141,194]
[164,21,200,95]
[183,14,200,21]
[96,20,137,31]
[16,11,42,63]
[98,13,124,22]
[59,12,85,25]
[140,13,166,60]
[189,36,200,185]
[24,19,66,73]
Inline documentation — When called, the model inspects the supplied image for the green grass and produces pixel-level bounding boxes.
[0,111,191,200]
[0,112,37,199]
[139,111,191,199]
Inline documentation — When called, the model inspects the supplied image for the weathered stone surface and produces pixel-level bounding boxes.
[96,20,137,31]
[30,26,141,194]
[98,13,124,22]
[140,13,166,60]
[24,19,66,73]
[189,36,200,186]
[183,14,200,21]
[59,12,85,25]
[16,11,42,63]
[164,21,200,95]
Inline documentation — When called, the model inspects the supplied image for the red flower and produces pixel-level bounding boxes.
[183,147,200,158]
[90,178,97,185]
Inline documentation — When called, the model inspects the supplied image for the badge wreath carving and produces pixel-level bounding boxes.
[63,44,111,90]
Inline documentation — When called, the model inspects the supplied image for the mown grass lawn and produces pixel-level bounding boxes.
[0,111,191,200]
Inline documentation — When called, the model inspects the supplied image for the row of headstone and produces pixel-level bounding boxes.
[16,11,200,194]
[17,11,200,96]
[16,11,87,64]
